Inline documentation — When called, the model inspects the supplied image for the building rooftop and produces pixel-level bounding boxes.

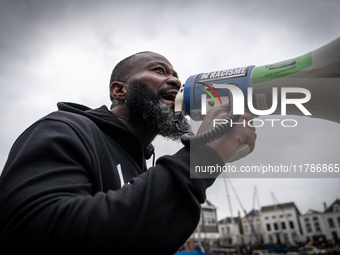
[261,202,300,214]
[245,209,259,217]
[324,199,340,213]
[218,217,240,224]
[304,209,322,215]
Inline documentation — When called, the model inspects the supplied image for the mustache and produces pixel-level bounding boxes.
[157,85,179,97]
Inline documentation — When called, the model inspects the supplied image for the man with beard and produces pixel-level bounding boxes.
[0,52,256,254]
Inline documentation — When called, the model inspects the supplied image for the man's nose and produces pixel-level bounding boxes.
[166,76,181,89]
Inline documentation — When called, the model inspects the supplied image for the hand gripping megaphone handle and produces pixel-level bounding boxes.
[179,118,251,162]
[177,89,251,162]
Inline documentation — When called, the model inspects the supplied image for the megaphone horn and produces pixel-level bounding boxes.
[175,37,340,162]
[179,36,340,124]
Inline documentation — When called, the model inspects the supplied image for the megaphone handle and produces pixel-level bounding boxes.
[229,143,251,162]
[180,112,251,162]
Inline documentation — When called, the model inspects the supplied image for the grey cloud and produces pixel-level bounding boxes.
[0,0,339,220]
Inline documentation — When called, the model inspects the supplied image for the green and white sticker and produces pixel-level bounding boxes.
[251,52,313,83]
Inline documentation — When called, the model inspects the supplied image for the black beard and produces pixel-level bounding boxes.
[124,79,190,141]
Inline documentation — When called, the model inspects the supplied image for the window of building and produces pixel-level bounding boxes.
[306,223,312,233]
[332,231,338,239]
[333,204,340,212]
[313,217,318,221]
[304,218,310,222]
[291,232,297,241]
[221,226,225,234]
[265,216,269,220]
[274,223,278,230]
[268,234,273,243]
[266,223,271,231]
[203,211,216,226]
[281,222,286,230]
[328,218,335,228]
[245,225,249,233]
[257,224,261,231]
[289,221,294,229]
[272,215,276,219]
[276,233,281,244]
[283,233,289,243]
[337,217,340,228]
[314,222,321,232]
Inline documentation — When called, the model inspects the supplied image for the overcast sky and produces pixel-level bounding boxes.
[0,0,340,220]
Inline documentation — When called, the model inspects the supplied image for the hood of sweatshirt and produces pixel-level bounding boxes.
[57,102,155,163]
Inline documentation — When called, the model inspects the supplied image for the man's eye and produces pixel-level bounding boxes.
[155,67,165,74]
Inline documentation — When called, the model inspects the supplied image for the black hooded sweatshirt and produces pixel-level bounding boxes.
[0,102,223,254]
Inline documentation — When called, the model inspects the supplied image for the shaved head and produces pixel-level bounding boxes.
[109,51,172,102]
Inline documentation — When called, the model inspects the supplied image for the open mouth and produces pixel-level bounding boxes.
[161,89,178,106]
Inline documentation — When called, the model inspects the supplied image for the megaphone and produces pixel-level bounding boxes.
[175,36,340,161]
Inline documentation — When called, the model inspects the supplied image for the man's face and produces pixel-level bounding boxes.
[124,53,190,140]
[126,52,181,106]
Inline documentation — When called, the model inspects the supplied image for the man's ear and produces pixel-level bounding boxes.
[110,81,127,101]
